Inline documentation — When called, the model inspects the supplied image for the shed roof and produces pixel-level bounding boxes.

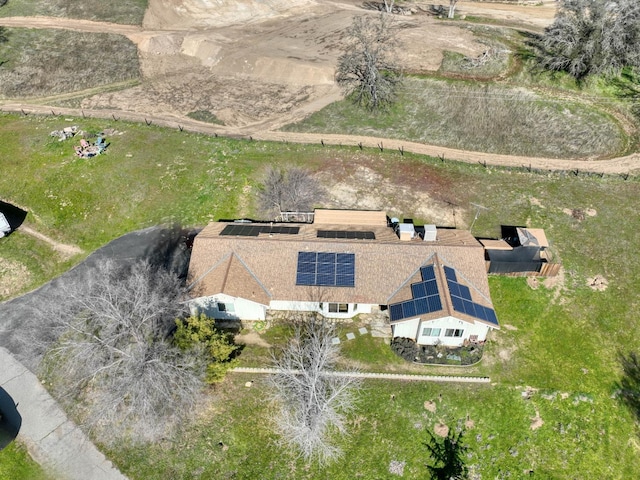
[313,209,388,226]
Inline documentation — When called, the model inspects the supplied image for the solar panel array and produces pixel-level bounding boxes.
[316,230,375,240]
[296,252,355,287]
[389,265,443,322]
[220,224,300,236]
[444,266,498,325]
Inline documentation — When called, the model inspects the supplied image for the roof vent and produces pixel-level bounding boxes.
[423,224,437,242]
[398,223,415,241]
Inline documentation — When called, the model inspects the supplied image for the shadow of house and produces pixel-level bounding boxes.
[0,201,27,237]
[480,226,560,276]
[0,386,21,451]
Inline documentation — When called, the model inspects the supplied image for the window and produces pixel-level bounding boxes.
[217,302,235,313]
[328,303,349,313]
[422,327,441,337]
[445,328,463,337]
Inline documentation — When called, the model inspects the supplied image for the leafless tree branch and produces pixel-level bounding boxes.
[26,259,205,445]
[257,165,325,219]
[267,317,360,464]
[534,0,640,79]
[336,14,402,110]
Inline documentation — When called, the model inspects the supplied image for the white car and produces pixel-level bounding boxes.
[0,213,10,238]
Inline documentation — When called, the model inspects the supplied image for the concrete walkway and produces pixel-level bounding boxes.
[233,367,491,383]
[0,348,128,480]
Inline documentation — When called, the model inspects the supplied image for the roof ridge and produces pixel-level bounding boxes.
[228,251,272,300]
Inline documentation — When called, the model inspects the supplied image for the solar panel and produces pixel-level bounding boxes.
[388,264,446,322]
[425,280,439,296]
[220,224,300,236]
[463,300,476,317]
[458,284,472,300]
[412,283,427,298]
[337,262,354,275]
[445,265,498,325]
[337,253,355,264]
[403,300,417,319]
[335,275,353,286]
[317,262,336,275]
[415,297,429,315]
[317,230,375,240]
[421,266,436,281]
[451,295,465,312]
[295,251,355,287]
[296,273,315,285]
[390,304,404,321]
[428,295,442,311]
[317,252,336,264]
[299,252,316,263]
[444,266,457,282]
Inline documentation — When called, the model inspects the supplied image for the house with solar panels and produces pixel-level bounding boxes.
[187,209,500,347]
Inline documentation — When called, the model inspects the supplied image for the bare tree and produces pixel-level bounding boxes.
[257,165,325,219]
[31,259,206,445]
[268,317,361,464]
[382,0,395,13]
[336,14,402,110]
[533,0,640,80]
[448,0,458,19]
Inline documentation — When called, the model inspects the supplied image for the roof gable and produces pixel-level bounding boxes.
[388,255,498,328]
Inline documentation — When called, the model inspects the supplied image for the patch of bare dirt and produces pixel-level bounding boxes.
[529,196,544,208]
[527,277,540,290]
[235,330,272,348]
[587,274,608,291]
[465,418,475,429]
[434,422,449,437]
[503,324,518,331]
[424,400,437,412]
[321,165,463,226]
[498,346,515,362]
[0,258,30,298]
[530,410,544,430]
[20,226,83,259]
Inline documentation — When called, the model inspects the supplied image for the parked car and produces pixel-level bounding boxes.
[0,213,11,238]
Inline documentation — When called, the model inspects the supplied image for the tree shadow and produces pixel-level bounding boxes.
[424,427,467,480]
[0,386,22,451]
[616,351,640,424]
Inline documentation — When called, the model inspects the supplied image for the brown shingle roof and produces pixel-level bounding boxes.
[188,216,492,310]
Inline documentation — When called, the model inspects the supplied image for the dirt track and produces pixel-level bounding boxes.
[2,2,640,174]
[3,101,639,174]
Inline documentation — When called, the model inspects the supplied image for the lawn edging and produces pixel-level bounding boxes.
[232,367,491,383]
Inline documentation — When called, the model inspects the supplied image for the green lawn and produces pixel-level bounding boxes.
[0,442,50,480]
[104,374,638,479]
[3,113,640,478]
[0,0,147,25]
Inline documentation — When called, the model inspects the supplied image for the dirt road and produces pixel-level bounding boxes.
[2,102,639,174]
[3,4,640,174]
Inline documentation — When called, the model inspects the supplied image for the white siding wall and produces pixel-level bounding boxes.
[392,316,492,346]
[392,318,420,341]
[191,294,267,321]
[416,316,491,346]
[269,300,374,319]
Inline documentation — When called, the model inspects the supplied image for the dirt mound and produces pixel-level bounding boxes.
[143,0,317,29]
